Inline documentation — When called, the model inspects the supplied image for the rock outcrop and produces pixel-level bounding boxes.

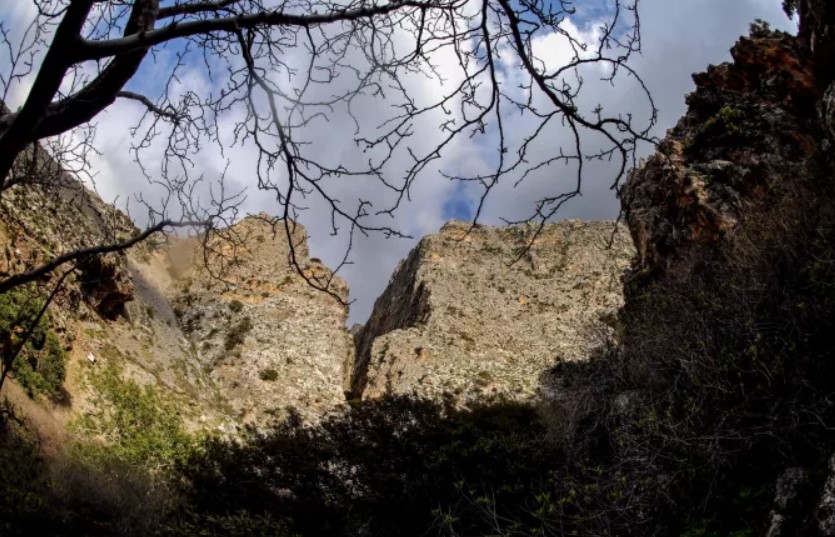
[351,220,633,404]
[1,158,354,428]
[171,216,353,424]
[0,170,137,325]
[620,16,835,536]
[622,24,821,279]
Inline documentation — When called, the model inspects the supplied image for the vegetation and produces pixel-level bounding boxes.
[259,368,279,382]
[0,361,200,536]
[224,316,253,351]
[71,361,194,472]
[544,149,835,535]
[176,398,558,537]
[0,420,55,536]
[0,286,66,400]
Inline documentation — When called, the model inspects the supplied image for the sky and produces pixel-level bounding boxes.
[0,0,795,324]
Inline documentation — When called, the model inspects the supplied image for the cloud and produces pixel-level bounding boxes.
[462,0,795,228]
[0,1,796,324]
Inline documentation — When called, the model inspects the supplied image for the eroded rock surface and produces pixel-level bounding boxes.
[622,26,820,278]
[351,220,633,404]
[171,216,353,424]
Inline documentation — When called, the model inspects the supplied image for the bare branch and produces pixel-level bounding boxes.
[0,219,207,295]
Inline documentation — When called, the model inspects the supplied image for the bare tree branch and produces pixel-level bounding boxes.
[0,0,655,302]
[0,219,207,295]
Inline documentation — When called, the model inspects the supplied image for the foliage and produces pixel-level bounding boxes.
[70,361,195,472]
[0,417,56,536]
[160,510,297,537]
[540,148,835,535]
[177,397,560,537]
[0,286,66,400]
[224,316,253,351]
[21,362,201,536]
[259,368,279,382]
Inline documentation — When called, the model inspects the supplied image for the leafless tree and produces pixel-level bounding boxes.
[0,0,656,297]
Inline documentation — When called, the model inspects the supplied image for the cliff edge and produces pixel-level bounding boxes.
[351,220,634,404]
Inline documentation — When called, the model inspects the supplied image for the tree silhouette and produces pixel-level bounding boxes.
[0,0,655,294]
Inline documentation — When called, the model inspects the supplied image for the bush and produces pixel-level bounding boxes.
[224,316,253,351]
[178,397,560,537]
[536,148,835,535]
[0,286,66,400]
[259,369,279,382]
[71,361,195,471]
[55,362,199,535]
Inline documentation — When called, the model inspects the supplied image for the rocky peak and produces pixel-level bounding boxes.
[169,216,353,424]
[622,23,823,279]
[350,220,634,404]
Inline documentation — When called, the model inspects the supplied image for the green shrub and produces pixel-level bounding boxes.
[58,363,199,535]
[0,286,66,400]
[228,299,244,313]
[224,316,253,351]
[259,369,279,382]
[70,362,195,471]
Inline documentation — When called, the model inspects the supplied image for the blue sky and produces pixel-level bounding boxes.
[0,0,796,323]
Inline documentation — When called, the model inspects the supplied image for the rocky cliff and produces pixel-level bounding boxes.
[168,216,353,424]
[615,15,835,536]
[351,220,634,404]
[622,21,821,279]
[0,164,354,431]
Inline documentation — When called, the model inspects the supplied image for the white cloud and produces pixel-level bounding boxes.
[0,0,796,324]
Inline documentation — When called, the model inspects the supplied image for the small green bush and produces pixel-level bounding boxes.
[71,362,195,471]
[224,316,253,351]
[0,286,66,400]
[228,299,244,313]
[259,369,279,382]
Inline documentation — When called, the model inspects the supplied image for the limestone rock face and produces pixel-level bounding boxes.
[0,162,232,428]
[172,216,353,424]
[351,220,633,404]
[622,28,821,279]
